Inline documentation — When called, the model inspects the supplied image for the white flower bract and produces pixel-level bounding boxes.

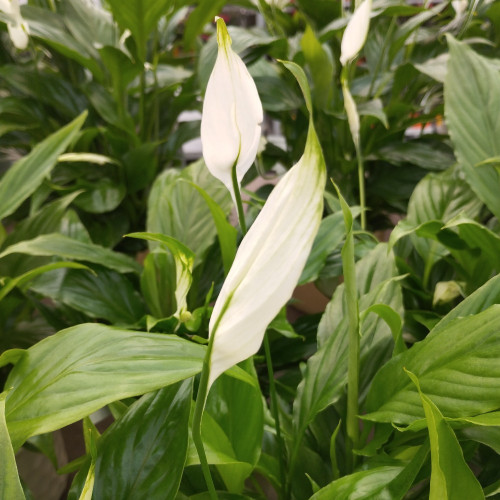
[0,0,29,50]
[207,124,326,388]
[340,0,372,67]
[201,17,263,200]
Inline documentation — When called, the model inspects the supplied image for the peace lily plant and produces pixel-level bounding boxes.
[1,2,500,499]
[194,18,326,498]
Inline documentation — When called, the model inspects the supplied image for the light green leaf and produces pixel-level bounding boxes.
[406,370,485,500]
[301,24,334,110]
[365,305,500,425]
[0,393,25,500]
[0,112,87,220]
[310,465,403,500]
[0,233,141,274]
[445,36,500,219]
[4,323,205,448]
[279,60,313,116]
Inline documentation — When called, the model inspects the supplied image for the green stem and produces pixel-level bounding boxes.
[343,217,359,471]
[192,339,217,500]
[263,335,286,500]
[231,163,247,235]
[356,145,366,231]
[139,69,146,140]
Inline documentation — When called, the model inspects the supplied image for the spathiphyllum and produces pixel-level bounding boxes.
[200,17,263,202]
[340,0,372,67]
[0,0,29,50]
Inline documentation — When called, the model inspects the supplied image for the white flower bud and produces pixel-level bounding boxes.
[201,17,263,201]
[340,0,372,67]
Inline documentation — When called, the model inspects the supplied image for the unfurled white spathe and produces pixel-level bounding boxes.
[201,17,263,200]
[207,122,326,388]
[340,0,372,67]
[0,0,29,50]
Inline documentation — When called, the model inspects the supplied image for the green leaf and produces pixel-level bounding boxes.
[0,393,25,500]
[147,160,232,266]
[183,0,226,49]
[92,380,192,500]
[279,60,313,116]
[0,234,141,274]
[205,361,264,493]
[301,24,334,110]
[4,323,205,449]
[0,112,87,220]
[299,211,347,285]
[444,216,500,270]
[310,465,403,500]
[183,181,237,276]
[294,244,402,437]
[0,261,91,302]
[30,267,146,325]
[406,370,485,500]
[365,305,500,425]
[445,36,500,219]
[106,0,171,61]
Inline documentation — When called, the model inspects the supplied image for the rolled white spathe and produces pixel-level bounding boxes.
[201,17,263,201]
[340,0,372,67]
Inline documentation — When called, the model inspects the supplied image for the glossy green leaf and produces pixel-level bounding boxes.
[22,6,103,77]
[310,465,403,500]
[205,361,264,493]
[0,261,91,302]
[444,216,500,269]
[147,160,232,266]
[406,370,485,500]
[0,233,141,274]
[30,267,145,324]
[106,0,170,61]
[183,181,237,276]
[92,380,192,500]
[299,211,347,285]
[0,112,87,220]
[388,167,483,279]
[279,60,313,116]
[365,305,500,425]
[301,24,334,110]
[294,244,402,437]
[4,323,205,449]
[0,394,25,500]
[445,36,500,219]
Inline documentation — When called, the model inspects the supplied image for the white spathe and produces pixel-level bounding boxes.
[207,122,326,388]
[201,17,263,200]
[0,0,29,49]
[340,0,372,67]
